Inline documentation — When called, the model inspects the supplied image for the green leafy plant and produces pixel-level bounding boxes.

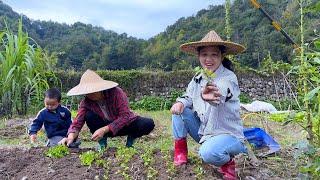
[116,146,137,180]
[268,111,305,124]
[268,113,289,123]
[96,158,110,179]
[194,66,216,83]
[299,149,320,178]
[140,144,158,179]
[189,152,205,179]
[285,0,320,177]
[79,150,111,178]
[159,138,176,179]
[290,0,320,146]
[239,93,252,104]
[79,150,101,166]
[167,89,184,105]
[45,145,69,158]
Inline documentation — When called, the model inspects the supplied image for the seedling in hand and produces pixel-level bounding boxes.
[194,66,216,85]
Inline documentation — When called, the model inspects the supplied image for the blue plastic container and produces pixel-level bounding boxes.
[243,127,280,154]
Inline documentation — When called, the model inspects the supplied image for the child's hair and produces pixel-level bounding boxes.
[197,45,234,72]
[45,88,62,102]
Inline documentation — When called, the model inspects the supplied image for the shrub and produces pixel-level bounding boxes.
[266,98,301,111]
[130,96,170,111]
[239,93,252,103]
[130,89,184,111]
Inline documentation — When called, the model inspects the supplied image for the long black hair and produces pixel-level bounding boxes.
[197,45,234,72]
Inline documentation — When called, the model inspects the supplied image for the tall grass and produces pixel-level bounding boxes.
[0,19,57,116]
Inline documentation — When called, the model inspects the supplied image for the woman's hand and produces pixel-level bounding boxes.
[170,102,184,115]
[201,84,222,104]
[59,132,78,146]
[91,126,109,141]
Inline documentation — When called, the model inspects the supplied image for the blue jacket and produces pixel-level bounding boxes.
[29,105,72,138]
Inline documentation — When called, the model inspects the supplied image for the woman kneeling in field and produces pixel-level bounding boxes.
[171,30,247,180]
[59,70,155,150]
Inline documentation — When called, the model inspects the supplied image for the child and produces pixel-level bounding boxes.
[29,88,72,147]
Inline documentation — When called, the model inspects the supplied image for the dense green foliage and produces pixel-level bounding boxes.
[289,0,320,146]
[283,0,320,177]
[0,0,319,71]
[130,90,184,111]
[0,1,147,71]
[130,96,171,111]
[0,19,56,116]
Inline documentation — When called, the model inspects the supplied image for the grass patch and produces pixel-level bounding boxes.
[0,138,21,146]
[0,118,6,129]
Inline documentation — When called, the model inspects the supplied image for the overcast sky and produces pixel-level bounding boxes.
[3,0,225,39]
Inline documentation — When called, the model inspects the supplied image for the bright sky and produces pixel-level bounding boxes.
[3,0,225,39]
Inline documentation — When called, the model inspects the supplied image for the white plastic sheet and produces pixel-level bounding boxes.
[240,100,277,113]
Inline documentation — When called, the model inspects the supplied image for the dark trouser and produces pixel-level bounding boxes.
[46,136,65,147]
[85,111,155,139]
[47,136,81,148]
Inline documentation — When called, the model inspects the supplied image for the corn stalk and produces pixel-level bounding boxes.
[0,18,57,116]
[225,0,231,41]
[297,0,314,144]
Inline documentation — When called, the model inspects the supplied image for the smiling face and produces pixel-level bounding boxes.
[198,46,223,72]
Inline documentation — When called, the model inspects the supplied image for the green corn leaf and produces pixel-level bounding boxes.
[304,87,320,101]
[315,40,320,50]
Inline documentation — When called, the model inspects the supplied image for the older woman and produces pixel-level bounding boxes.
[59,70,155,149]
[171,30,247,180]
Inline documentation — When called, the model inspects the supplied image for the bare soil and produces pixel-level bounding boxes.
[0,113,303,180]
[0,145,299,180]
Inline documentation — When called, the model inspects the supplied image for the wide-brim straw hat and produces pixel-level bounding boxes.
[180,30,245,55]
[67,69,118,96]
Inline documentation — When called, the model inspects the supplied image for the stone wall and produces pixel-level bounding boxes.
[237,72,295,100]
[133,72,294,101]
[57,70,295,101]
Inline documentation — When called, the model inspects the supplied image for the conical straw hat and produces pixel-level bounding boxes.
[67,69,118,96]
[180,30,245,55]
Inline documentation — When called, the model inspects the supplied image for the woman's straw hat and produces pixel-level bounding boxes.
[67,69,118,96]
[180,30,245,55]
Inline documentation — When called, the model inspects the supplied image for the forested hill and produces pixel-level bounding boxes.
[143,0,319,69]
[0,0,319,70]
